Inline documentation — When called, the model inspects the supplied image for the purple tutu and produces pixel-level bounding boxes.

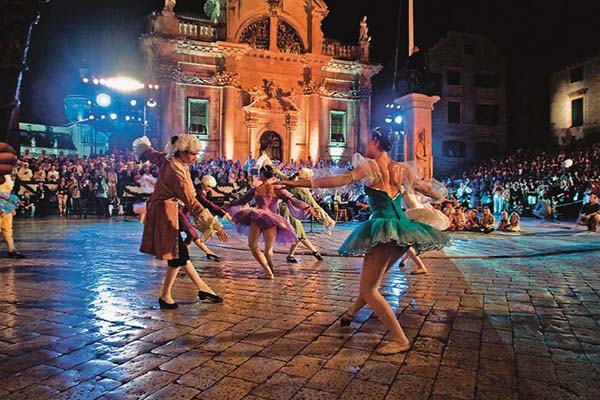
[232,208,298,244]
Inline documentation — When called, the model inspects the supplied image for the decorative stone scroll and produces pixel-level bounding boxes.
[246,79,299,111]
[158,65,239,87]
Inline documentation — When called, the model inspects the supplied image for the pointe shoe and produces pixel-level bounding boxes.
[8,251,26,259]
[158,298,178,309]
[206,253,222,262]
[376,341,411,355]
[312,251,323,261]
[286,256,298,263]
[340,311,353,327]
[198,290,223,303]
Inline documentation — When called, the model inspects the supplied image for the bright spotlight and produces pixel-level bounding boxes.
[103,76,145,92]
[384,115,393,124]
[92,78,99,85]
[89,115,95,120]
[96,93,112,107]
[125,115,131,121]
[146,98,157,108]
[100,115,106,120]
[394,115,403,125]
[109,113,117,120]
[154,84,159,90]
[82,77,89,83]
[129,99,137,107]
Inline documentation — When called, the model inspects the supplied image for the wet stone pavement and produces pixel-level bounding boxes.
[0,217,599,399]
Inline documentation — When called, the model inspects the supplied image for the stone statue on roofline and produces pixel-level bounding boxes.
[164,0,176,12]
[204,0,222,23]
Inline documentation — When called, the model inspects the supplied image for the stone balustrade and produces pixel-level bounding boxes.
[322,39,361,61]
[178,15,217,40]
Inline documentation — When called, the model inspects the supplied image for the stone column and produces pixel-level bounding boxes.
[245,112,258,159]
[221,85,236,159]
[394,93,440,179]
[310,12,325,55]
[307,93,321,162]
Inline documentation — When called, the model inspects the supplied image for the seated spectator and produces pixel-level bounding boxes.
[498,211,510,231]
[17,162,33,182]
[532,194,552,219]
[578,193,599,232]
[32,167,46,183]
[19,191,35,217]
[481,207,495,234]
[465,209,482,232]
[454,208,467,231]
[508,212,521,232]
[46,165,60,183]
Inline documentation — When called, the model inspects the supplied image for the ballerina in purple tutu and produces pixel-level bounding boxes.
[227,164,314,279]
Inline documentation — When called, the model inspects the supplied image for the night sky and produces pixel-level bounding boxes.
[21,0,600,148]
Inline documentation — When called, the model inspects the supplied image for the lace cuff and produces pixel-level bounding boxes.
[192,208,223,241]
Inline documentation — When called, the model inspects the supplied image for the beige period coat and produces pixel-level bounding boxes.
[140,148,205,260]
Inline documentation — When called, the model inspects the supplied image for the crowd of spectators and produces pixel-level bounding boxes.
[5,138,600,233]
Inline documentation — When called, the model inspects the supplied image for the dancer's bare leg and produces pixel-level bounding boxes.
[408,247,428,274]
[287,240,301,257]
[160,267,179,304]
[183,260,217,295]
[193,239,218,257]
[300,238,318,253]
[345,246,403,319]
[263,227,276,275]
[248,223,274,279]
[359,243,410,354]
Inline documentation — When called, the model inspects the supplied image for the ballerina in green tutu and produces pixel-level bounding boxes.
[282,127,450,355]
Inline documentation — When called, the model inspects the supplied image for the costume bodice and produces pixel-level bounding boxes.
[365,186,408,221]
[254,195,279,213]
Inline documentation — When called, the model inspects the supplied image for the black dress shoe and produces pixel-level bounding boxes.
[198,291,223,303]
[158,298,178,309]
[286,256,298,263]
[312,251,323,261]
[206,253,222,261]
[8,251,26,259]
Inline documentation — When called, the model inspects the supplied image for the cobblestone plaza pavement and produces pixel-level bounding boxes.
[1,218,599,399]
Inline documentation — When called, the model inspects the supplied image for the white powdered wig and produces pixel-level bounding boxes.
[166,134,202,157]
[201,175,217,188]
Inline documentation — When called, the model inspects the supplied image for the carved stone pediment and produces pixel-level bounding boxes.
[244,79,299,112]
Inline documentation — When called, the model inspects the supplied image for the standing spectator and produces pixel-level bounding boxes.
[0,175,26,258]
[56,178,69,216]
[35,183,50,217]
[68,176,82,218]
[93,176,109,217]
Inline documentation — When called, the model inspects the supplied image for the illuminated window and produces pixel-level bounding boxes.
[442,140,466,158]
[571,98,583,127]
[187,99,209,136]
[446,70,461,85]
[476,104,499,126]
[570,66,583,83]
[447,101,461,124]
[330,111,347,144]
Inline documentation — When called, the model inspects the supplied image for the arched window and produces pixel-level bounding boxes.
[277,21,304,54]
[240,19,270,50]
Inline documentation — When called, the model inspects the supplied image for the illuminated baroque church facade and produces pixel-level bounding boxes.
[141,0,381,162]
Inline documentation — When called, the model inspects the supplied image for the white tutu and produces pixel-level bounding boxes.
[405,208,450,231]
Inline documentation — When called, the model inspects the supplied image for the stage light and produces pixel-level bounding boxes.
[154,84,159,90]
[384,115,393,124]
[100,115,106,119]
[125,115,131,121]
[138,117,142,121]
[129,99,137,107]
[146,98,157,108]
[89,115,95,120]
[96,93,112,107]
[82,77,89,83]
[92,78,99,85]
[104,76,145,92]
[99,79,106,85]
[148,84,154,90]
[394,115,403,124]
[109,113,117,120]
[396,105,401,109]
[87,100,92,105]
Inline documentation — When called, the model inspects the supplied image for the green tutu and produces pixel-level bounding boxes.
[339,187,450,256]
